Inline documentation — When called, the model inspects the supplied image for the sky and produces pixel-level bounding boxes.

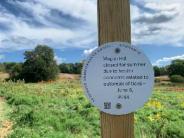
[0,0,184,66]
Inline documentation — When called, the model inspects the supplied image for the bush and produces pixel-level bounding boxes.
[3,62,17,73]
[154,66,161,77]
[0,63,5,72]
[21,45,59,83]
[4,46,59,82]
[168,60,184,77]
[170,75,184,83]
[59,63,83,74]
[153,66,168,77]
[9,64,23,80]
[2,46,83,81]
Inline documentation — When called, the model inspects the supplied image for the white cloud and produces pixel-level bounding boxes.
[0,0,97,52]
[54,55,66,64]
[0,0,183,55]
[145,2,179,12]
[37,0,97,26]
[83,47,97,56]
[131,0,184,47]
[153,54,184,66]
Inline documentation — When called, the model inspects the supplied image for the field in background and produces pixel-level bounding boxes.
[155,76,170,82]
[0,74,184,138]
[0,72,80,82]
[59,73,80,80]
[0,73,9,81]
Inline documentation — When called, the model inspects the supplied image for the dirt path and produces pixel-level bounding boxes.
[0,97,12,138]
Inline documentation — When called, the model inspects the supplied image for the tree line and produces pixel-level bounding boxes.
[0,62,83,74]
[0,45,83,83]
[153,60,184,77]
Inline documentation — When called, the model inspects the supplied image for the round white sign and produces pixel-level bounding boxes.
[81,42,154,115]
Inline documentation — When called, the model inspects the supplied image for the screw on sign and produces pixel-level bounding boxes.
[81,0,154,138]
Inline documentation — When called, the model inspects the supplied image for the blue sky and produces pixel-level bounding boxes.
[0,0,184,66]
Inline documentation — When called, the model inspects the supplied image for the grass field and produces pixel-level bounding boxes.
[0,74,184,138]
[0,97,12,138]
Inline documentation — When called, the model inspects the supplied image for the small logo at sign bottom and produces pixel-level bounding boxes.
[104,102,111,109]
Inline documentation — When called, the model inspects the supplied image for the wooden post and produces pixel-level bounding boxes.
[98,0,134,138]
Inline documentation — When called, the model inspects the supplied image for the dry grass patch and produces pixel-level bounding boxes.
[59,73,80,80]
[0,73,9,81]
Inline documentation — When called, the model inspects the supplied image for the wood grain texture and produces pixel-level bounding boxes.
[98,0,134,138]
[98,0,131,45]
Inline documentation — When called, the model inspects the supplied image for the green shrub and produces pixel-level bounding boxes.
[0,64,5,72]
[9,63,23,81]
[1,80,184,138]
[168,59,184,77]
[170,75,184,83]
[59,63,83,74]
[21,45,59,82]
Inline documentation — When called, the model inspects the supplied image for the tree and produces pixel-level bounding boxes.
[59,63,83,74]
[59,63,71,73]
[168,59,184,77]
[153,66,161,76]
[159,66,168,76]
[9,63,22,80]
[21,45,59,82]
[0,63,5,72]
[3,62,17,73]
[73,63,83,74]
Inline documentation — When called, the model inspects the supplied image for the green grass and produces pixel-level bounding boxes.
[0,80,184,138]
[0,97,12,127]
[135,88,184,138]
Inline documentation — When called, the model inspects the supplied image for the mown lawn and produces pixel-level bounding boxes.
[0,80,184,138]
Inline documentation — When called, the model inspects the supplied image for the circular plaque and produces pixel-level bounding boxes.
[81,42,154,115]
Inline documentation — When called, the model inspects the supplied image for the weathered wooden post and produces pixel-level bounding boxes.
[98,0,134,137]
